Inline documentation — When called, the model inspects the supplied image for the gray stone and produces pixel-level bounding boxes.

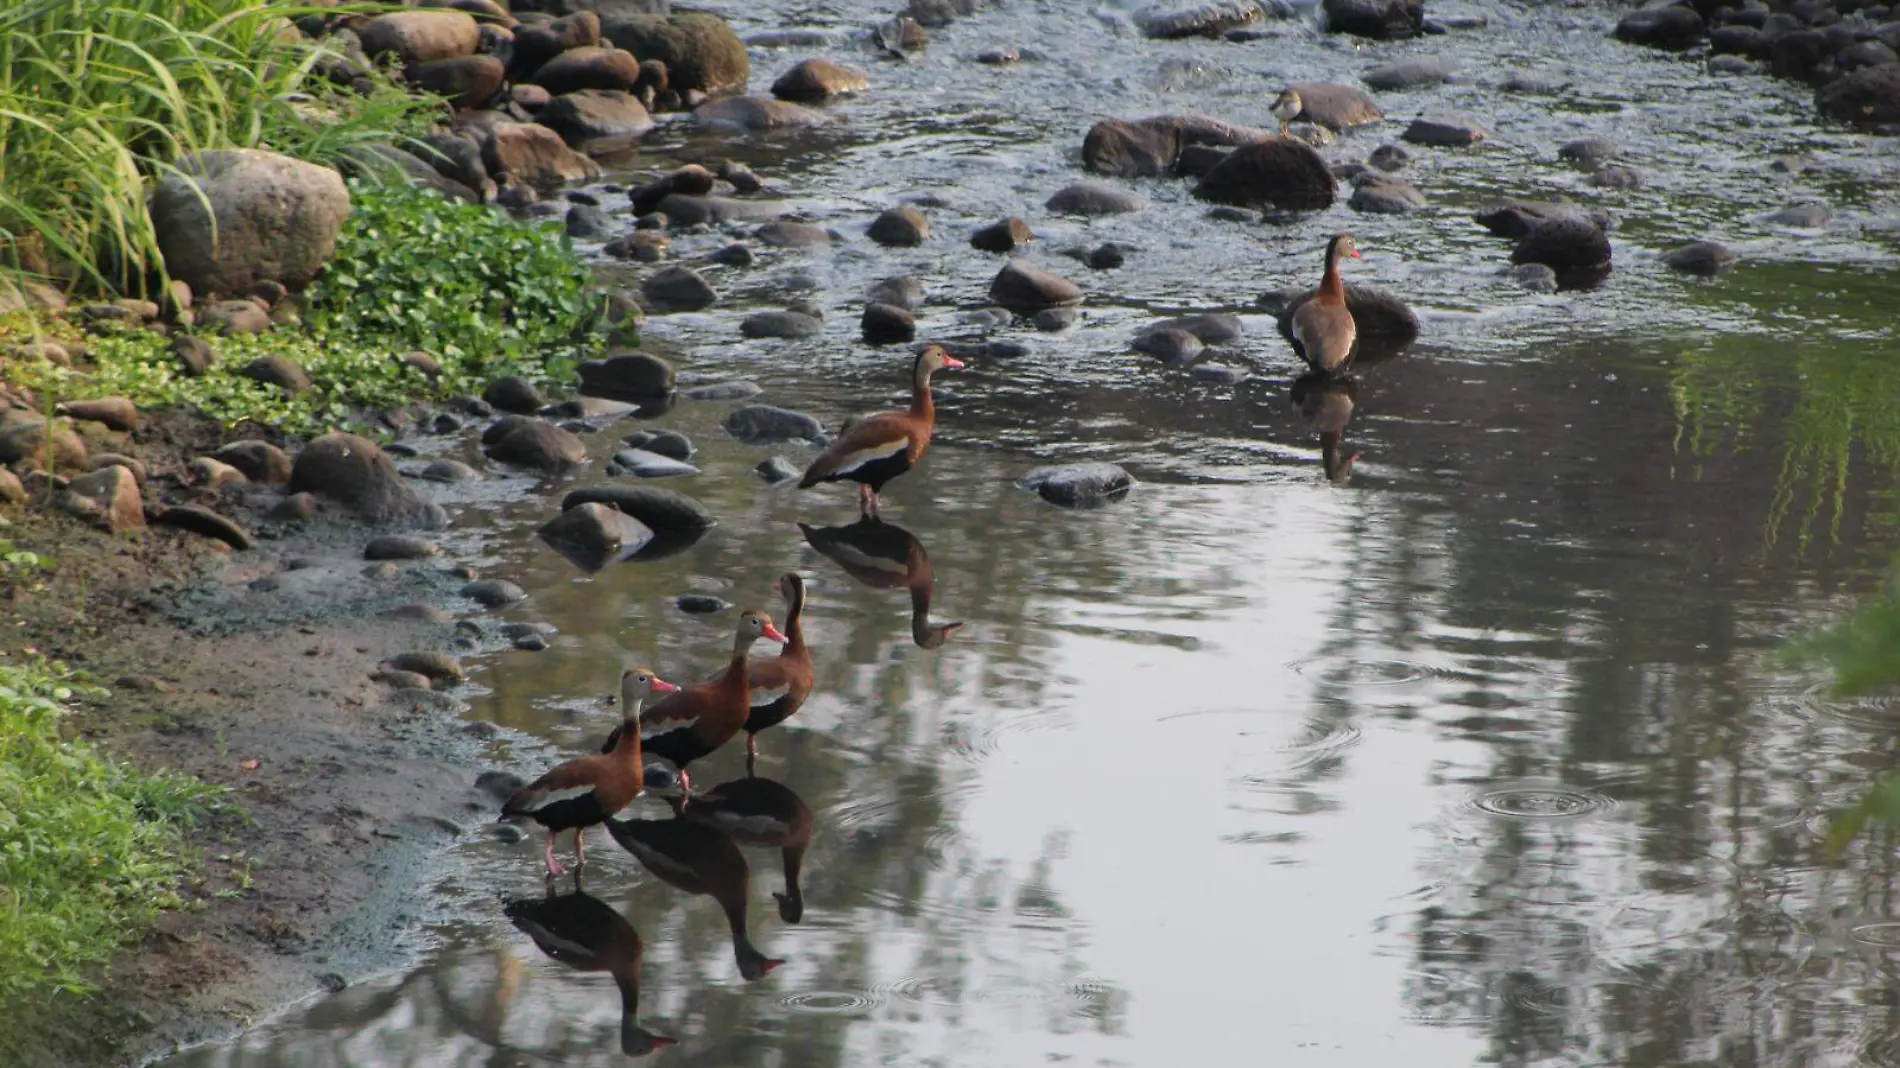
[1349,173,1426,213]
[484,374,547,414]
[683,380,762,401]
[1194,137,1335,210]
[867,276,925,310]
[1558,137,1619,165]
[754,220,832,247]
[151,149,351,299]
[602,12,750,95]
[580,352,675,400]
[1189,363,1248,384]
[613,448,699,477]
[694,94,829,130]
[989,260,1082,313]
[1034,307,1079,331]
[868,204,932,246]
[1512,214,1613,270]
[1660,240,1739,276]
[1510,262,1558,291]
[741,310,824,339]
[1614,4,1706,50]
[642,265,717,311]
[531,45,641,96]
[463,578,527,606]
[538,89,654,144]
[676,594,731,614]
[289,433,430,525]
[1767,203,1831,227]
[1132,327,1204,364]
[1323,0,1422,39]
[560,484,716,531]
[756,456,801,483]
[1286,82,1384,129]
[1402,118,1485,146]
[365,534,438,560]
[1362,57,1452,89]
[1019,462,1135,507]
[483,419,589,472]
[1368,143,1411,171]
[1045,182,1145,216]
[862,303,917,344]
[725,404,824,444]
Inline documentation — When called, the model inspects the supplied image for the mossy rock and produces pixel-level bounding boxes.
[603,12,747,95]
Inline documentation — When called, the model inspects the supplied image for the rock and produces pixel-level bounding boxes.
[538,501,656,571]
[1155,313,1243,343]
[1133,1,1271,38]
[483,419,588,473]
[605,231,669,262]
[868,276,926,310]
[419,459,483,482]
[1768,202,1831,227]
[289,433,429,524]
[1614,4,1706,50]
[481,122,602,192]
[1475,200,1610,239]
[1289,82,1384,130]
[189,457,247,489]
[1838,41,1900,75]
[386,650,464,683]
[724,404,824,444]
[0,419,86,471]
[364,534,437,560]
[513,633,550,652]
[676,594,729,614]
[1363,57,1452,89]
[8,340,71,367]
[1590,165,1644,190]
[971,217,1033,253]
[1019,463,1135,507]
[0,468,25,504]
[1189,363,1248,384]
[360,10,481,65]
[475,769,525,800]
[1511,212,1613,270]
[484,375,547,414]
[683,380,762,401]
[1132,327,1204,363]
[56,466,144,532]
[1034,307,1078,332]
[154,504,253,550]
[237,354,310,393]
[868,204,931,246]
[1509,263,1559,292]
[1661,240,1738,276]
[1323,0,1421,38]
[463,578,527,606]
[719,161,763,192]
[629,164,715,215]
[532,45,641,95]
[1348,173,1426,214]
[1046,182,1145,216]
[91,455,147,486]
[978,46,1021,63]
[1276,285,1421,359]
[635,430,693,460]
[200,299,271,335]
[989,260,1083,313]
[1083,118,1186,178]
[1086,244,1127,269]
[56,397,139,432]
[614,448,699,478]
[772,57,869,100]
[862,303,917,344]
[1402,118,1485,146]
[213,440,293,484]
[756,456,801,483]
[579,352,674,401]
[641,266,717,311]
[269,492,320,521]
[1194,138,1336,210]
[412,54,505,110]
[739,310,822,340]
[150,149,350,299]
[754,220,832,247]
[511,12,602,78]
[1558,137,1619,165]
[603,12,750,95]
[537,89,655,144]
[418,134,493,200]
[709,243,755,267]
[561,485,717,532]
[373,670,434,691]
[1368,144,1411,172]
[170,335,217,376]
[693,94,829,130]
[1817,65,1900,125]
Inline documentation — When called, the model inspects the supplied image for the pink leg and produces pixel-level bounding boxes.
[574,827,587,870]
[858,483,873,516]
[678,767,694,797]
[543,830,566,878]
[746,733,758,761]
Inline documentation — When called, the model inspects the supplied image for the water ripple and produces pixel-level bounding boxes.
[1462,780,1619,821]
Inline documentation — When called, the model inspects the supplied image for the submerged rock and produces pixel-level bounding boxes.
[862,303,917,344]
[1045,182,1145,216]
[724,404,824,443]
[642,266,718,311]
[561,485,716,531]
[1323,0,1422,38]
[771,57,869,100]
[1512,214,1613,271]
[1661,241,1739,276]
[483,418,588,473]
[1276,285,1420,361]
[1348,173,1426,213]
[868,204,932,246]
[1288,82,1383,130]
[1132,327,1204,364]
[613,448,700,478]
[1133,1,1276,39]
[756,456,801,483]
[1019,463,1135,507]
[989,260,1083,313]
[1194,138,1336,210]
[539,502,655,571]
[741,310,824,339]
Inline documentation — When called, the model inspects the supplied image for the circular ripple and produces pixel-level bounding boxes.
[779,990,880,1014]
[1287,657,1444,687]
[1851,922,1900,949]
[1464,780,1617,821]
[883,974,962,1006]
[1157,709,1364,767]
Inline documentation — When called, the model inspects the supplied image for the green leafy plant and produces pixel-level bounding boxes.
[0,658,222,1008]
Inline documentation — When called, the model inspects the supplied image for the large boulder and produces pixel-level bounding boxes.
[411,55,505,110]
[1614,4,1706,49]
[537,89,655,144]
[360,10,481,64]
[480,122,603,191]
[1322,0,1421,38]
[990,260,1082,313]
[602,12,749,94]
[1512,214,1613,271]
[511,12,602,81]
[1194,138,1335,210]
[1275,285,1420,362]
[532,45,642,94]
[771,57,869,100]
[1817,64,1900,125]
[150,149,350,299]
[288,432,430,525]
[1287,82,1384,130]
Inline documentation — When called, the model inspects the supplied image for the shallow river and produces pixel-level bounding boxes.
[165,0,1900,1065]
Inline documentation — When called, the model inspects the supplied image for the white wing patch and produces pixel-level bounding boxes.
[641,718,695,741]
[749,684,791,707]
[832,438,908,476]
[822,544,910,575]
[518,784,595,812]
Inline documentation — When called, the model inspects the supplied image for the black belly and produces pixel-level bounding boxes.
[823,451,913,492]
[533,792,609,832]
[645,725,718,770]
[743,695,798,735]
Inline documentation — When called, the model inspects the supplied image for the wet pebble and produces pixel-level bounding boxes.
[500,621,555,641]
[380,603,454,623]
[771,57,870,101]
[1034,307,1079,331]
[613,448,699,478]
[961,307,1013,329]
[862,303,918,344]
[637,430,693,460]
[677,594,731,614]
[741,309,824,339]
[483,419,587,473]
[578,352,674,401]
[868,204,932,246]
[269,492,319,521]
[1020,463,1135,508]
[755,219,833,247]
[1403,117,1486,146]
[418,459,481,482]
[371,669,434,690]
[364,535,438,561]
[1368,143,1411,171]
[757,456,801,483]
[719,161,764,193]
[986,339,1034,359]
[1709,54,1756,75]
[970,216,1034,252]
[1349,173,1427,213]
[462,578,527,607]
[1046,181,1145,216]
[512,632,550,652]
[867,276,925,310]
[1159,313,1243,343]
[683,380,763,401]
[642,265,718,311]
[725,404,824,444]
[1661,240,1739,276]
[1590,165,1645,189]
[1558,137,1620,165]
[990,260,1082,312]
[977,46,1021,64]
[710,243,755,267]
[1510,263,1559,292]
[1190,363,1249,384]
[1132,327,1204,364]
[1363,56,1454,90]
[1086,244,1128,269]
[386,650,464,683]
[565,203,616,240]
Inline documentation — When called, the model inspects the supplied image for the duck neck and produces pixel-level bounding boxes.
[909,358,936,418]
[612,694,645,769]
[781,586,807,657]
[1319,243,1345,300]
[725,635,756,690]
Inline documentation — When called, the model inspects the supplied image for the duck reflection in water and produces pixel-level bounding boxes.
[503,887,678,1057]
[798,517,964,648]
[1291,371,1359,485]
[607,814,785,980]
[680,775,813,923]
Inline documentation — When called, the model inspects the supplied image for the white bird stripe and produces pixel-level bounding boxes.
[822,545,909,575]
[516,784,595,812]
[749,685,791,707]
[832,438,908,476]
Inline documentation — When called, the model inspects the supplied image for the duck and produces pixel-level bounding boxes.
[739,573,815,768]
[606,815,785,980]
[1270,87,1303,138]
[503,888,677,1057]
[1290,232,1361,376]
[1291,371,1359,485]
[798,516,963,648]
[600,610,786,796]
[798,345,964,518]
[682,776,814,923]
[502,667,678,878]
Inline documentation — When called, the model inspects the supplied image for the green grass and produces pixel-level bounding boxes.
[0,656,222,1010]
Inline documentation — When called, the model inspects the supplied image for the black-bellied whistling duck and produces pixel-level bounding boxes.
[1291,233,1361,376]
[1270,87,1303,137]
[740,573,815,768]
[798,345,964,518]
[682,776,814,923]
[600,610,787,796]
[503,668,678,878]
[503,888,678,1057]
[799,517,963,648]
[606,815,784,980]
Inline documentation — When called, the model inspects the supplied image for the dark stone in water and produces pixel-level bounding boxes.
[1557,137,1619,165]
[537,501,656,572]
[564,203,617,240]
[1323,0,1423,39]
[1194,138,1335,210]
[1132,327,1204,364]
[1474,201,1611,239]
[862,302,918,344]
[1767,202,1831,226]
[1349,173,1426,213]
[364,534,437,560]
[1402,117,1485,146]
[990,260,1083,312]
[638,429,693,460]
[1190,363,1249,384]
[1084,118,1187,177]
[1019,463,1135,507]
[1368,143,1411,171]
[513,632,550,652]
[1512,213,1613,270]
[971,217,1034,252]
[1276,285,1420,362]
[641,265,717,311]
[710,242,755,267]
[289,433,430,526]
[1034,307,1079,331]
[683,380,762,401]
[868,276,926,310]
[1590,165,1644,190]
[483,374,546,415]
[463,578,527,607]
[1661,240,1739,276]
[757,456,801,483]
[580,352,675,400]
[1045,182,1145,215]
[1362,56,1452,89]
[677,594,730,614]
[1086,244,1128,269]
[613,448,699,478]
[1133,1,1279,39]
[755,219,832,247]
[867,204,932,246]
[1817,65,1900,125]
[987,339,1034,359]
[725,404,824,444]
[1153,313,1243,343]
[1175,143,1233,178]
[1287,82,1383,129]
[1615,5,1706,49]
[561,484,716,531]
[741,310,823,339]
[483,418,588,473]
[475,769,525,801]
[1509,263,1558,292]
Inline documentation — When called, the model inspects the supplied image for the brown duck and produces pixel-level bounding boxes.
[798,345,964,518]
[1291,232,1361,376]
[739,573,815,767]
